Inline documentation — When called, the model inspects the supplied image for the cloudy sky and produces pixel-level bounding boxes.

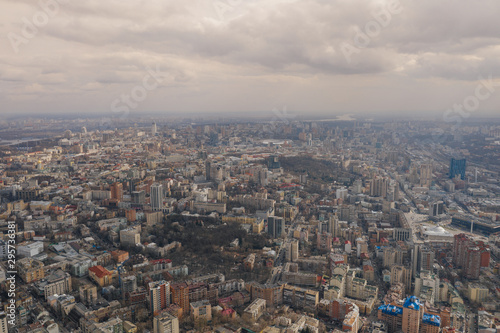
[1,0,499,119]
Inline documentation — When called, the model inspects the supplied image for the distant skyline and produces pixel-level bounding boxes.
[1,0,500,118]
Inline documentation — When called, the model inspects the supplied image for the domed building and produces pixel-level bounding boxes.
[420,225,454,244]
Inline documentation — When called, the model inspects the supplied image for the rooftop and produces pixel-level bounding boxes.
[403,296,422,311]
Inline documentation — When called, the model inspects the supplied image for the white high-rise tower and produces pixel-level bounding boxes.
[150,183,163,211]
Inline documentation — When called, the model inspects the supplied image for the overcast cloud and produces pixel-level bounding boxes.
[1,0,499,117]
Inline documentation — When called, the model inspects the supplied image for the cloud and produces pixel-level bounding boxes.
[1,0,499,116]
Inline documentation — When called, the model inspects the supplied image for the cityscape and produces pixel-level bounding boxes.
[0,116,498,333]
[1,0,500,333]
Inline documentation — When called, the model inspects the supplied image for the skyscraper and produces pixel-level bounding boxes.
[150,184,164,211]
[151,122,158,136]
[449,158,466,180]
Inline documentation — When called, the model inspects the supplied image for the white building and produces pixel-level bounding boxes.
[150,184,164,211]
[17,241,44,258]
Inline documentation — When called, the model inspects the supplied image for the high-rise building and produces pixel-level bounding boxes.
[79,283,98,306]
[149,280,171,315]
[110,182,123,201]
[329,215,339,237]
[419,247,435,272]
[152,122,158,136]
[402,296,424,333]
[370,177,388,198]
[132,190,146,205]
[464,247,481,280]
[420,163,433,187]
[286,240,299,262]
[267,156,281,169]
[409,166,419,184]
[170,283,189,314]
[205,161,211,181]
[390,265,412,294]
[453,233,469,268]
[151,184,164,211]
[122,275,137,299]
[267,216,284,238]
[453,234,485,280]
[336,187,348,200]
[356,238,367,258]
[258,168,269,186]
[153,311,179,333]
[429,201,444,217]
[378,296,441,333]
[449,158,466,180]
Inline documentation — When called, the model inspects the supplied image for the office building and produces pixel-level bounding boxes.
[449,158,466,180]
[267,216,284,238]
[151,184,164,211]
[429,201,444,217]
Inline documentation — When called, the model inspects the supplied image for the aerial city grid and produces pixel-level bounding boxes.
[0,1,500,333]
